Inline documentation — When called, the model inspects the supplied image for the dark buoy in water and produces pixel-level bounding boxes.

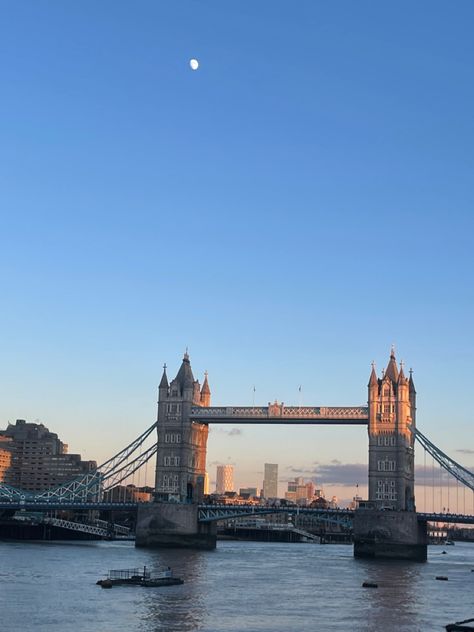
[362,581,378,588]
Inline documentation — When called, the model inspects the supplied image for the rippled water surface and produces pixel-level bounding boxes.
[0,539,473,631]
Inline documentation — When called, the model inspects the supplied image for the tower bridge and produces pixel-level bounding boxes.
[1,349,473,559]
[151,350,417,514]
[132,349,473,559]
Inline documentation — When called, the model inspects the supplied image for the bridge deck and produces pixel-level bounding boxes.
[191,406,369,425]
[0,501,473,525]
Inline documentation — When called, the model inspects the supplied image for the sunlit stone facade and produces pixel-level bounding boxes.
[367,349,416,510]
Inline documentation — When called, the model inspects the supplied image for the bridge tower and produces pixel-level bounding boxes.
[367,349,416,511]
[354,348,426,561]
[136,353,216,549]
[154,352,209,503]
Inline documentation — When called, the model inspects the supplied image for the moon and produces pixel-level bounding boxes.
[189,59,199,71]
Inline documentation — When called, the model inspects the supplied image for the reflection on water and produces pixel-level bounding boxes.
[0,540,473,631]
[142,550,208,632]
[356,558,420,631]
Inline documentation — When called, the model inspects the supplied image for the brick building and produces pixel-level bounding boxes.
[0,419,96,492]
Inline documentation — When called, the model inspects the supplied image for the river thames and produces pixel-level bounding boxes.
[0,540,472,631]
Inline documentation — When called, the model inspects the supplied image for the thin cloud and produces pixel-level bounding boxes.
[456,448,474,455]
[282,463,366,486]
[211,427,243,437]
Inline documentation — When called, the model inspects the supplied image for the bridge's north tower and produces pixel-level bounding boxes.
[367,349,416,511]
[154,353,209,503]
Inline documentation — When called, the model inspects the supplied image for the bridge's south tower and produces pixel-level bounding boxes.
[367,349,416,510]
[154,353,209,503]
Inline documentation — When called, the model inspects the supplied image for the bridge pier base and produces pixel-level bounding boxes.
[353,509,427,561]
[135,502,216,550]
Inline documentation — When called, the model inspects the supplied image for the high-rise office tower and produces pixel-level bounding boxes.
[215,464,234,494]
[263,463,278,498]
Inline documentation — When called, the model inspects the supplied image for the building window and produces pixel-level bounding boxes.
[376,479,398,501]
[378,435,395,446]
[164,433,181,444]
[164,455,180,466]
[377,460,396,472]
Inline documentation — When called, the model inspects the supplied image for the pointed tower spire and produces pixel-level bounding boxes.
[398,361,406,383]
[385,346,399,383]
[200,371,211,406]
[159,363,169,389]
[174,351,195,389]
[368,362,378,388]
[409,368,416,393]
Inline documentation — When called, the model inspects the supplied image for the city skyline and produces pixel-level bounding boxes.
[0,3,473,505]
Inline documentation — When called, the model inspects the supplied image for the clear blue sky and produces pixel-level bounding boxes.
[0,2,473,501]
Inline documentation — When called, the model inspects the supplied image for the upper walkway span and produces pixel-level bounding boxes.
[190,405,369,425]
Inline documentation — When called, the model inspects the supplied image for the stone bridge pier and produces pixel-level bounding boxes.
[135,503,216,549]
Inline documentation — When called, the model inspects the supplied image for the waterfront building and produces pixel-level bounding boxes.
[0,419,96,492]
[216,464,234,494]
[0,436,12,481]
[263,463,278,498]
[103,484,153,503]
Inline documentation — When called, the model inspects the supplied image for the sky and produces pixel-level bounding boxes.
[0,1,473,506]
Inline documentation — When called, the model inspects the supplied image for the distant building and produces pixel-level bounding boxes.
[0,419,96,492]
[0,436,12,482]
[216,465,234,494]
[349,495,362,510]
[285,476,316,505]
[103,484,153,503]
[239,487,258,498]
[263,463,278,498]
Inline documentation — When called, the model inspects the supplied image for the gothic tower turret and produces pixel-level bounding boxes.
[367,348,416,511]
[200,372,211,407]
[154,353,209,503]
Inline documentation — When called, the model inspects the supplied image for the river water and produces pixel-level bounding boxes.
[0,540,472,631]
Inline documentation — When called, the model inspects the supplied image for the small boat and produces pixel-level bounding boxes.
[97,566,183,588]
